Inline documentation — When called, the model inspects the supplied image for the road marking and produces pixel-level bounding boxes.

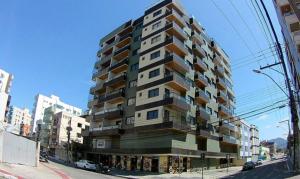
[0,169,25,179]
[41,163,71,179]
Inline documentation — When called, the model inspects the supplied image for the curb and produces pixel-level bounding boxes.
[41,163,71,179]
[0,169,24,179]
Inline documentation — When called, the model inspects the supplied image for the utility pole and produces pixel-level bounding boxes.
[260,0,300,171]
[66,125,72,163]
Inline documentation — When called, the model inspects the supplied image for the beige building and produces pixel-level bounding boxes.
[7,106,32,136]
[49,111,89,162]
[85,0,238,172]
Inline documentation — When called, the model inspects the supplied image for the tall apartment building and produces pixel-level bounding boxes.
[31,94,82,134]
[250,124,259,162]
[85,0,237,172]
[0,69,13,126]
[7,106,32,136]
[237,119,252,161]
[273,0,300,119]
[48,111,89,162]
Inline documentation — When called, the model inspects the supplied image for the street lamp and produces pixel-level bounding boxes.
[253,69,289,98]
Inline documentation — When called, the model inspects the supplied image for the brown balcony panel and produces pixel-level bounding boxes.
[164,54,189,74]
[94,113,105,122]
[193,44,205,58]
[94,96,105,107]
[194,74,208,88]
[195,90,209,104]
[164,96,190,112]
[192,32,204,45]
[218,105,230,117]
[103,74,127,88]
[116,33,132,48]
[165,37,188,57]
[113,45,131,61]
[196,108,210,121]
[217,91,228,104]
[90,128,124,137]
[216,78,226,90]
[215,66,225,77]
[165,9,185,28]
[110,59,129,74]
[165,22,188,41]
[193,58,207,72]
[92,68,109,80]
[105,109,123,119]
[104,90,125,104]
[165,73,189,92]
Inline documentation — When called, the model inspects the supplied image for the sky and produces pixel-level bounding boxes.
[0,0,290,140]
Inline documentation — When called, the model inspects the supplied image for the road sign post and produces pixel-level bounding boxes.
[226,154,230,173]
[201,153,205,178]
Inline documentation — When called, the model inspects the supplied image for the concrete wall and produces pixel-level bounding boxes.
[0,131,38,167]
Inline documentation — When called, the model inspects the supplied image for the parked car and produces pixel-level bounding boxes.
[75,160,97,170]
[96,163,111,174]
[39,156,48,163]
[242,161,256,171]
[256,159,263,165]
[271,157,277,161]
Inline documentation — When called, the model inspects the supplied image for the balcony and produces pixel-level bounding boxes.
[113,45,131,61]
[217,90,228,104]
[89,81,105,94]
[193,44,206,58]
[216,78,226,90]
[196,107,210,121]
[196,127,211,138]
[162,116,193,132]
[192,31,204,46]
[109,58,129,74]
[103,73,127,88]
[164,72,190,92]
[215,65,225,77]
[193,58,207,72]
[89,125,124,137]
[116,33,132,48]
[213,54,222,65]
[164,53,189,74]
[99,54,113,67]
[165,8,185,28]
[164,93,190,112]
[92,67,109,80]
[103,88,125,104]
[194,72,208,88]
[219,135,239,145]
[94,107,123,121]
[218,105,231,117]
[195,90,209,104]
[165,36,188,57]
[165,21,188,41]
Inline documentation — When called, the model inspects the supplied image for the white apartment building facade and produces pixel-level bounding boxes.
[31,94,82,134]
[0,69,13,127]
[237,120,252,161]
[7,106,32,136]
[49,111,89,162]
[250,124,259,162]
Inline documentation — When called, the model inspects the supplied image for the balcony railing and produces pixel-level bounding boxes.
[165,71,190,91]
[195,89,209,104]
[217,77,226,90]
[90,125,120,132]
[193,31,204,45]
[92,67,109,80]
[194,72,208,87]
[165,36,188,55]
[165,21,187,40]
[114,45,131,56]
[218,104,232,117]
[164,93,190,111]
[193,44,205,58]
[164,53,189,73]
[215,65,225,77]
[163,116,193,131]
[94,106,123,120]
[104,88,125,102]
[89,81,105,94]
[165,8,185,27]
[103,73,127,88]
[193,58,207,71]
[217,90,228,103]
[196,107,210,121]
[220,135,239,145]
[109,58,129,72]
[213,54,222,64]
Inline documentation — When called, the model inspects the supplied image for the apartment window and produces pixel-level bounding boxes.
[150,50,160,60]
[126,116,135,125]
[127,97,136,106]
[187,95,194,105]
[139,92,142,97]
[77,123,82,128]
[148,88,159,98]
[140,74,144,78]
[131,63,139,71]
[207,107,212,115]
[149,68,160,78]
[152,21,161,30]
[129,80,137,87]
[147,110,158,120]
[290,22,300,32]
[206,91,212,99]
[153,9,162,17]
[151,35,161,44]
[77,133,82,138]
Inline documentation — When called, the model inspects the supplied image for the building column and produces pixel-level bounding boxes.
[137,156,142,171]
[126,156,131,171]
[112,155,116,167]
[187,157,191,172]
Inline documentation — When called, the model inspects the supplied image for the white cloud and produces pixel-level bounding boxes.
[257,114,269,121]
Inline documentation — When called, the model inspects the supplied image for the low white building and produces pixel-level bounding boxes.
[7,106,32,136]
[237,120,252,161]
[0,69,13,127]
[250,124,259,162]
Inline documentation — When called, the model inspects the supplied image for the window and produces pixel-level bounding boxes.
[147,110,158,120]
[151,35,161,44]
[77,133,82,138]
[138,113,141,117]
[150,50,160,60]
[139,92,142,97]
[152,21,161,30]
[206,91,212,99]
[140,74,144,78]
[134,35,141,42]
[149,68,160,78]
[187,95,194,105]
[153,9,162,17]
[131,63,139,71]
[127,98,136,106]
[129,80,137,87]
[207,107,212,115]
[148,88,159,98]
[126,116,135,125]
[77,123,82,128]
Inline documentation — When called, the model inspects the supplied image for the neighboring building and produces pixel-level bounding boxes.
[0,69,13,126]
[31,94,82,134]
[48,111,89,162]
[273,0,300,122]
[7,106,32,136]
[236,119,252,161]
[40,103,82,149]
[261,141,277,156]
[85,0,238,172]
[250,124,259,162]
[259,145,271,160]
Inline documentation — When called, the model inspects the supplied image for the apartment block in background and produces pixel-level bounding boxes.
[7,106,32,136]
[31,94,82,134]
[85,0,238,172]
[250,124,259,162]
[48,111,89,162]
[0,69,13,126]
[236,119,252,162]
[273,0,300,120]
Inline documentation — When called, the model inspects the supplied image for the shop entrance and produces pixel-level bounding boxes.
[183,157,187,172]
[151,158,159,172]
[131,157,137,171]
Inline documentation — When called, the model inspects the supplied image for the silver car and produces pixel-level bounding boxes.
[75,160,97,170]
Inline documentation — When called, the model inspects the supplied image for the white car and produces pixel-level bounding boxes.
[75,160,97,170]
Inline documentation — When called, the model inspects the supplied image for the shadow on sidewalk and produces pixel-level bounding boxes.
[109,169,161,178]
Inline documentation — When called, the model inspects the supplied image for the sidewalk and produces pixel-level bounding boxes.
[0,162,70,179]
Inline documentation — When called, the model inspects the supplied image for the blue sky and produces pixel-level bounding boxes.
[0,0,290,140]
